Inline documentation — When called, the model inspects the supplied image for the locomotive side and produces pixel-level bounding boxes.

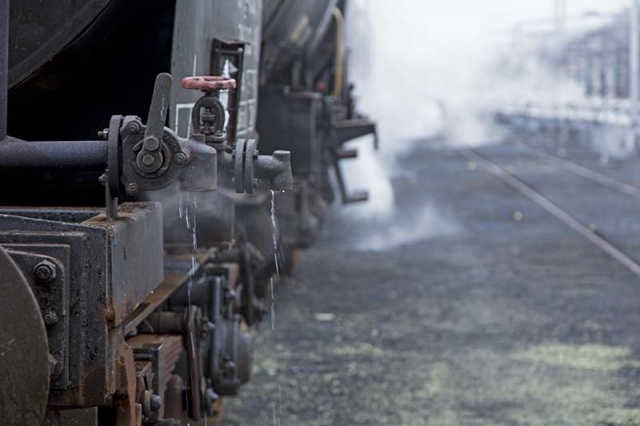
[0,0,375,425]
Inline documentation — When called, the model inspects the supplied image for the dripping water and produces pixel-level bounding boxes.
[270,190,280,330]
[180,191,199,421]
[270,277,275,330]
[270,190,280,275]
[271,193,282,425]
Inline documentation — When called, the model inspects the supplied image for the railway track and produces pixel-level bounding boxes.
[514,141,640,200]
[460,144,640,277]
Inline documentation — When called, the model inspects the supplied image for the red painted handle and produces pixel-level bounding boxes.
[181,76,236,91]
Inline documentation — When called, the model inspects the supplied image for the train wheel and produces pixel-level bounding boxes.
[0,246,50,425]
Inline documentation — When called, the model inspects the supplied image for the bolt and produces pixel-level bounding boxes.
[141,153,156,166]
[150,394,163,411]
[126,182,140,194]
[141,390,163,418]
[48,353,62,380]
[43,310,58,326]
[143,137,160,151]
[127,122,141,134]
[174,152,188,165]
[34,260,56,283]
[97,128,109,139]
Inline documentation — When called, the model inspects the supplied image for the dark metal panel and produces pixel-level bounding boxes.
[0,245,49,426]
[256,90,322,177]
[0,202,163,406]
[1,0,7,140]
[171,0,263,141]
[8,0,113,88]
[44,407,98,426]
[262,0,285,27]
[260,0,336,85]
[0,214,109,407]
[4,245,71,390]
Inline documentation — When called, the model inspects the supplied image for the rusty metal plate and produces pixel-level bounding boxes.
[0,245,49,425]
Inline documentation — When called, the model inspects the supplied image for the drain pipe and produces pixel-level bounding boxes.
[0,0,8,141]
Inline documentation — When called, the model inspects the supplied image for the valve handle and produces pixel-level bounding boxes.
[144,73,173,151]
[182,76,237,92]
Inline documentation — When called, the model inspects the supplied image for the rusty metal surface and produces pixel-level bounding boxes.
[124,248,217,334]
[84,202,164,325]
[114,344,140,426]
[0,203,163,407]
[0,245,49,426]
[181,76,237,91]
[128,335,183,385]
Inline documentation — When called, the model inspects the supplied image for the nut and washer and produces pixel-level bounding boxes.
[174,152,189,165]
[126,182,140,194]
[43,310,58,326]
[127,122,141,134]
[34,260,57,283]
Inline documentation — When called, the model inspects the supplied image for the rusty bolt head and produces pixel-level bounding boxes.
[127,122,141,134]
[34,260,56,283]
[126,182,140,194]
[43,310,58,326]
[174,152,189,165]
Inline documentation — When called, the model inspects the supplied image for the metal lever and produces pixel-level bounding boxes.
[330,148,369,204]
[327,119,378,204]
[143,73,172,152]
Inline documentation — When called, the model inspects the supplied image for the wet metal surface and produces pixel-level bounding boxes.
[225,139,640,425]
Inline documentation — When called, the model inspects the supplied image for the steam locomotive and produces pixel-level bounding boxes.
[0,0,376,424]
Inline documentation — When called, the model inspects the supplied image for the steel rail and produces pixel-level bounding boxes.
[515,141,640,200]
[460,148,640,277]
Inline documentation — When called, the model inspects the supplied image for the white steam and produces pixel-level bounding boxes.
[335,1,627,251]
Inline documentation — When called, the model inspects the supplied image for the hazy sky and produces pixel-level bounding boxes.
[349,0,631,145]
[367,0,627,45]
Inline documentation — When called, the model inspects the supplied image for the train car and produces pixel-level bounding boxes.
[0,0,375,425]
